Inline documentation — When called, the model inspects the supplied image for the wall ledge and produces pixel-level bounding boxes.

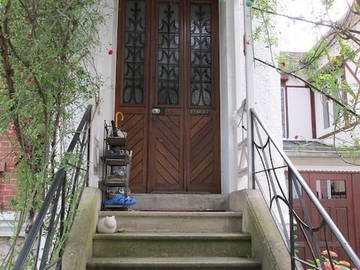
[230,189,291,270]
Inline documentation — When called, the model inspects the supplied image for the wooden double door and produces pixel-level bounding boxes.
[294,171,360,260]
[115,0,220,193]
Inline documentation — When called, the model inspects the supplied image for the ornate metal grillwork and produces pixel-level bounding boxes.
[190,3,212,107]
[235,100,360,269]
[123,0,146,105]
[157,2,180,105]
[13,106,92,270]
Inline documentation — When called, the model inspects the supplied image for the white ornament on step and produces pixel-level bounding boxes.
[97,216,117,233]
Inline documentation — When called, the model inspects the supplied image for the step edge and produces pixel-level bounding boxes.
[87,257,261,266]
[98,211,242,217]
[93,232,251,240]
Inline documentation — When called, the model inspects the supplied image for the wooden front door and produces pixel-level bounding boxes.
[309,172,357,259]
[115,0,220,193]
[294,171,360,259]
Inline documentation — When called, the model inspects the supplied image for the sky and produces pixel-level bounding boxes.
[277,0,352,52]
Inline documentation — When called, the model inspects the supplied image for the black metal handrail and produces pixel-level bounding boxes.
[249,109,360,269]
[250,109,360,269]
[239,106,360,269]
[13,105,92,270]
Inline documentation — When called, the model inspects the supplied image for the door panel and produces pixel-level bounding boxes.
[149,113,184,191]
[121,110,148,193]
[310,173,356,259]
[115,0,220,193]
[187,113,220,192]
[294,171,359,261]
[115,0,150,193]
[148,0,185,192]
[186,0,220,193]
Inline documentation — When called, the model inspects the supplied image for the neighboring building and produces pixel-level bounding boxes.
[281,23,360,255]
[283,139,360,257]
[0,134,19,259]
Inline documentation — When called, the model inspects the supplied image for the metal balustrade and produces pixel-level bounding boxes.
[12,105,92,270]
[236,100,360,270]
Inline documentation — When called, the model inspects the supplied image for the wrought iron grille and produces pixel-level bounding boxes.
[236,100,360,270]
[123,0,146,105]
[157,1,180,105]
[12,105,92,270]
[190,3,212,107]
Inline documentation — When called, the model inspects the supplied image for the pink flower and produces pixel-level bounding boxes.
[108,49,113,55]
[8,121,16,137]
[321,250,338,258]
[323,262,341,270]
[26,76,34,83]
[294,135,299,139]
[279,61,286,67]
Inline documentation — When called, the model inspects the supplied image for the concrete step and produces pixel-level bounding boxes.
[130,194,229,211]
[92,233,252,258]
[87,257,261,270]
[98,211,242,233]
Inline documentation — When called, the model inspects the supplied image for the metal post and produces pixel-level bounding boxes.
[243,0,255,188]
[288,169,295,270]
[250,111,255,189]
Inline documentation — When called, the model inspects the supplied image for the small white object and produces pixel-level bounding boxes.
[118,130,127,138]
[97,216,117,233]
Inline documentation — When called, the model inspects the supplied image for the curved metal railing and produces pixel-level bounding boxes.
[236,101,360,269]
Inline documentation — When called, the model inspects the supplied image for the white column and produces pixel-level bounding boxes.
[219,0,246,193]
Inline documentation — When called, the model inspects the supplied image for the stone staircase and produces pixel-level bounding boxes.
[86,194,262,270]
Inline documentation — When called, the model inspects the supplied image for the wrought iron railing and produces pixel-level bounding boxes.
[236,101,360,270]
[12,105,92,270]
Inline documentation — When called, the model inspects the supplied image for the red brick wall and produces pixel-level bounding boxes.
[0,135,16,210]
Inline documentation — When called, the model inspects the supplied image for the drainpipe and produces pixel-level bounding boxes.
[243,0,255,189]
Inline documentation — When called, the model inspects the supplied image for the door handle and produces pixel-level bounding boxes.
[151,108,165,115]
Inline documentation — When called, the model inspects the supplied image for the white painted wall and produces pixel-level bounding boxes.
[286,76,306,86]
[253,46,282,147]
[0,212,24,237]
[88,1,118,187]
[287,87,312,139]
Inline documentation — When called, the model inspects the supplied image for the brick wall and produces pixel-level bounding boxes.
[0,135,16,210]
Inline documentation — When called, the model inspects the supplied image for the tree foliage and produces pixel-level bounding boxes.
[0,0,103,268]
[251,0,360,163]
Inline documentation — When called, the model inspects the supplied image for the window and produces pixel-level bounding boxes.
[321,95,330,128]
[316,180,346,200]
[281,87,287,137]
